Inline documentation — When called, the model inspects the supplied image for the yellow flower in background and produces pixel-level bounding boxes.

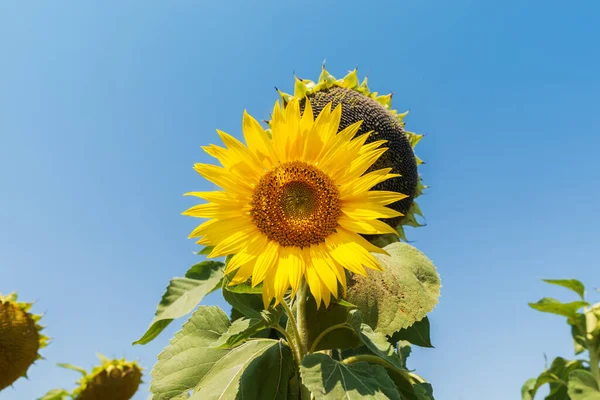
[184,99,407,307]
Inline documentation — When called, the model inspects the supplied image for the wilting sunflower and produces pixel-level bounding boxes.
[184,99,407,307]
[277,66,426,241]
[0,292,48,391]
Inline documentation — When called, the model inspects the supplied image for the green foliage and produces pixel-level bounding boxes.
[523,278,600,400]
[389,317,434,348]
[134,261,225,345]
[346,242,441,336]
[568,370,600,399]
[145,241,439,399]
[300,353,401,400]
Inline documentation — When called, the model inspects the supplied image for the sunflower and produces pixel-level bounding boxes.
[72,355,142,400]
[184,99,407,307]
[0,292,48,391]
[277,66,426,241]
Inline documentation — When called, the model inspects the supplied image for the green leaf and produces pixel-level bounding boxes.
[527,357,585,400]
[521,378,536,400]
[150,306,231,400]
[300,353,401,400]
[191,339,293,400]
[37,389,70,400]
[389,317,433,348]
[336,299,358,309]
[348,310,403,369]
[414,383,435,400]
[347,242,441,336]
[567,370,600,400]
[210,306,283,348]
[304,295,360,352]
[134,260,225,345]
[56,362,87,375]
[396,340,412,370]
[196,246,214,255]
[222,286,266,320]
[386,368,419,400]
[570,313,589,354]
[543,279,586,299]
[528,298,589,321]
[223,280,263,294]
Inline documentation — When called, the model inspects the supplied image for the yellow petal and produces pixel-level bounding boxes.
[251,240,279,286]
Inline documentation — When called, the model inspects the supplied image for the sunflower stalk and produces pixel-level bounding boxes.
[295,281,313,400]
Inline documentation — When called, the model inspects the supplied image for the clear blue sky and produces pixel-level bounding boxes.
[1,1,599,399]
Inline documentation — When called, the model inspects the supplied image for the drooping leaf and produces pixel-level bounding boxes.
[521,378,536,400]
[191,339,293,400]
[347,242,441,336]
[567,370,600,400]
[543,279,586,300]
[300,353,401,400]
[389,317,433,348]
[150,306,231,400]
[134,261,225,345]
[528,298,589,321]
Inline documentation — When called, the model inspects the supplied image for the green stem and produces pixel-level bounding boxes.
[589,344,600,386]
[309,323,353,354]
[282,300,302,353]
[296,281,312,400]
[273,325,302,367]
[296,282,309,354]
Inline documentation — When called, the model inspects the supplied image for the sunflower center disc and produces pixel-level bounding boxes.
[251,161,341,247]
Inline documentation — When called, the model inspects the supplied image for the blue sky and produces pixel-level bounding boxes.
[1,1,599,399]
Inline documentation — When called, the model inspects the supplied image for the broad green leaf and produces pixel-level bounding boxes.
[567,370,600,400]
[300,353,401,399]
[56,363,87,375]
[414,383,435,400]
[347,242,441,336]
[348,310,403,369]
[522,378,536,400]
[386,368,419,400]
[528,298,588,321]
[389,317,433,348]
[191,339,293,400]
[37,389,70,400]
[150,306,231,400]
[134,261,225,345]
[210,306,283,348]
[304,295,360,351]
[222,286,265,320]
[528,357,585,400]
[543,279,586,299]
